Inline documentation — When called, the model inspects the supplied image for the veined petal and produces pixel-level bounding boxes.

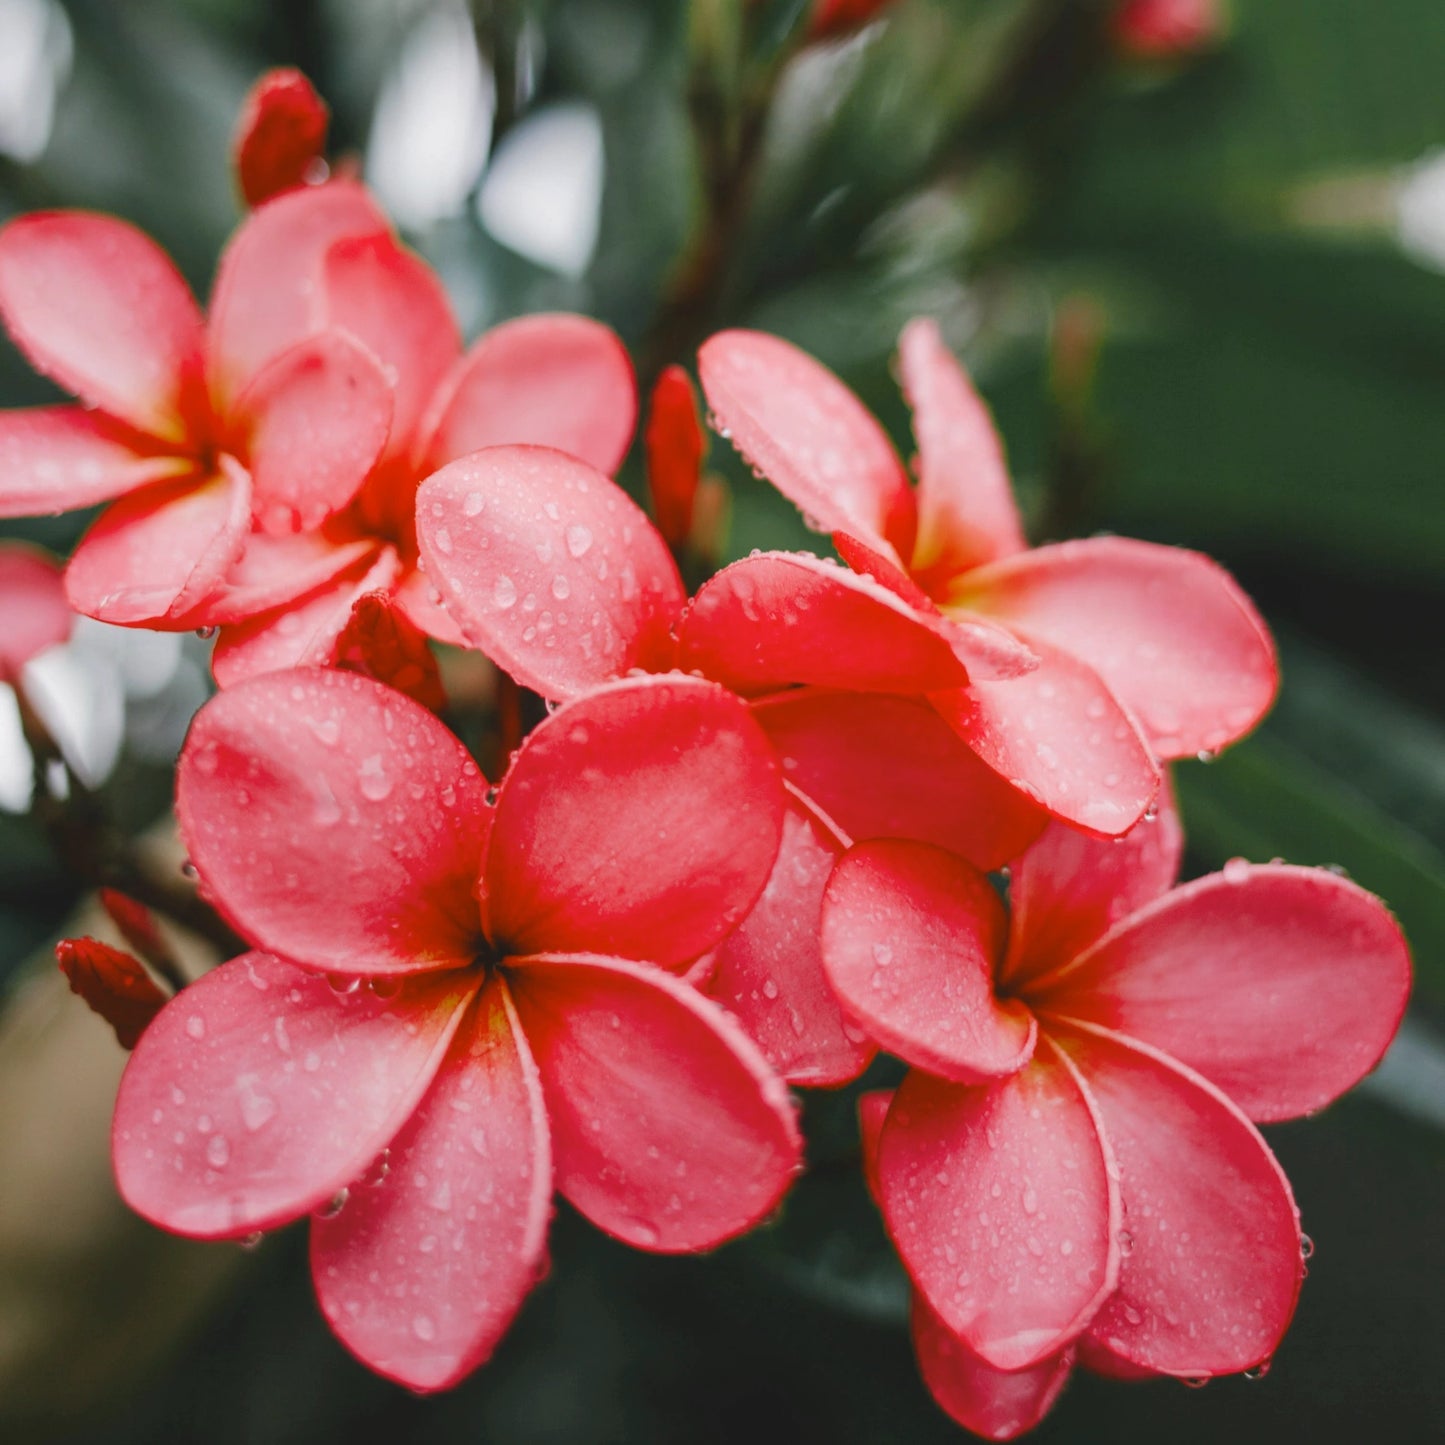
[877,1043,1120,1370]
[415,446,685,700]
[112,952,473,1238]
[751,690,1047,871]
[0,542,71,677]
[507,952,801,1251]
[1049,1020,1303,1378]
[485,675,783,967]
[0,407,191,519]
[959,538,1277,759]
[1039,865,1411,1123]
[312,978,551,1392]
[821,840,1033,1083]
[698,329,915,556]
[913,1297,1074,1442]
[0,212,204,442]
[898,318,1026,587]
[418,314,636,476]
[177,668,490,972]
[706,791,875,1087]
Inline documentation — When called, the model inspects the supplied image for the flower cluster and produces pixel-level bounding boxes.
[7,72,1410,1435]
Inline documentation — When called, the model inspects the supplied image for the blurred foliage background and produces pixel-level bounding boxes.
[0,0,1442,1440]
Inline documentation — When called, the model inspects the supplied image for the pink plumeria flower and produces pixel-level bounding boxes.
[112,668,801,1390]
[824,789,1410,1437]
[697,321,1279,835]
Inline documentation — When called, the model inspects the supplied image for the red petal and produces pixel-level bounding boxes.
[898,318,1026,588]
[645,364,704,550]
[0,542,71,676]
[112,951,474,1237]
[821,840,1033,1082]
[65,465,251,628]
[1050,1021,1303,1378]
[697,329,915,556]
[857,1088,894,1204]
[333,590,447,712]
[913,1296,1074,1441]
[507,952,801,1251]
[415,446,685,700]
[0,212,204,442]
[312,978,551,1391]
[319,231,461,461]
[751,689,1047,871]
[418,313,636,476]
[961,538,1278,759]
[1039,865,1411,1123]
[877,1043,1119,1369]
[232,330,393,533]
[207,180,387,406]
[0,406,190,519]
[931,633,1160,837]
[998,778,1183,994]
[233,68,330,208]
[177,668,489,973]
[485,676,783,967]
[706,792,875,1087]
[201,531,378,626]
[56,936,166,1050]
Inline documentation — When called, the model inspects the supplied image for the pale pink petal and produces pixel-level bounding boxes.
[1050,1021,1303,1378]
[913,1297,1074,1442]
[0,212,204,442]
[898,318,1026,588]
[961,538,1278,758]
[0,407,191,519]
[312,978,551,1391]
[177,668,490,972]
[65,465,251,628]
[231,330,393,533]
[821,840,1033,1082]
[202,532,379,625]
[1038,865,1411,1123]
[485,676,782,967]
[751,690,1047,871]
[207,180,387,405]
[418,314,636,476]
[0,542,71,676]
[697,329,915,556]
[112,951,474,1237]
[931,633,1160,837]
[877,1042,1119,1369]
[706,792,875,1087]
[507,952,801,1251]
[998,778,1182,994]
[415,446,685,700]
[233,68,329,208]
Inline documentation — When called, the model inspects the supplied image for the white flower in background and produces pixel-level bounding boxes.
[0,0,72,164]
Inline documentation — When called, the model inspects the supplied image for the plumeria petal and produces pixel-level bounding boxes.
[877,1042,1120,1370]
[751,690,1047,871]
[415,446,685,700]
[231,330,394,534]
[1039,864,1411,1123]
[65,465,251,628]
[333,591,447,712]
[0,542,71,677]
[897,318,1026,587]
[418,314,636,476]
[698,329,915,557]
[0,407,191,519]
[112,952,474,1237]
[312,978,551,1392]
[998,779,1183,994]
[932,633,1160,837]
[821,840,1034,1082]
[706,791,875,1087]
[912,1297,1075,1442]
[0,212,204,442]
[958,538,1277,759]
[506,952,801,1251]
[233,68,330,209]
[56,936,167,1051]
[857,1088,893,1204]
[177,668,490,972]
[201,532,379,626]
[645,364,704,550]
[485,676,783,967]
[1049,1021,1303,1378]
[392,565,469,647]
